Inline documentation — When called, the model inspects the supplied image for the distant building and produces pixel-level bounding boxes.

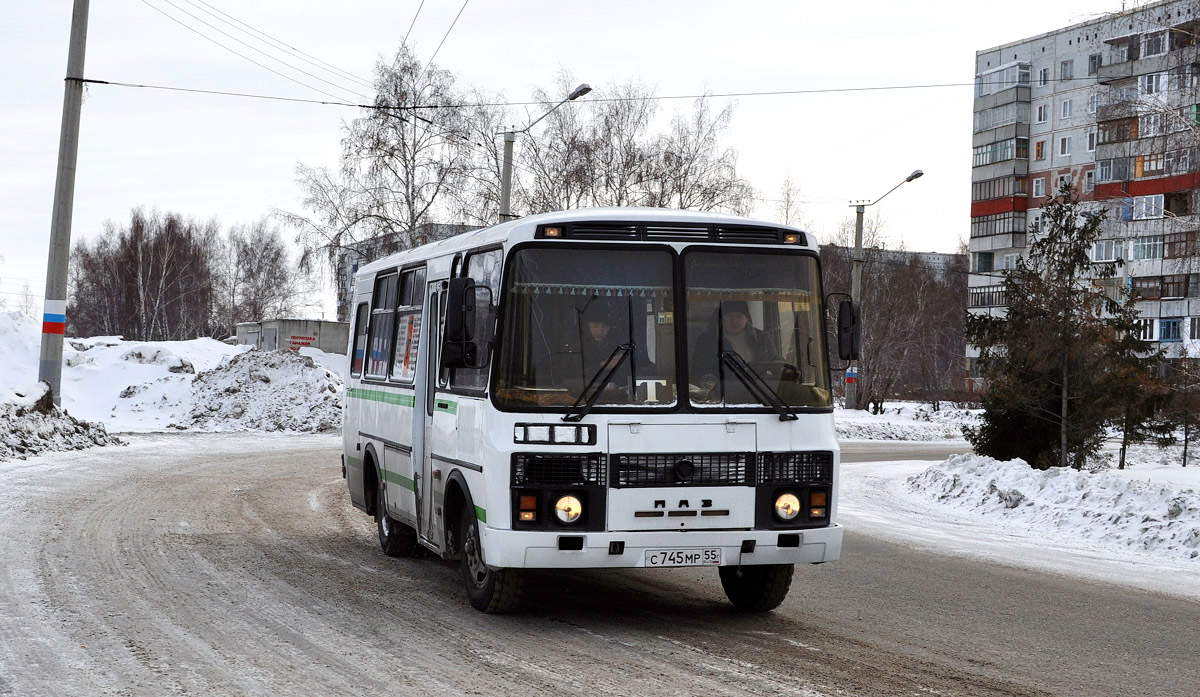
[335,222,478,320]
[970,0,1200,386]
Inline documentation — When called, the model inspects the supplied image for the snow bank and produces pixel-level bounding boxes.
[907,454,1200,562]
[0,383,123,462]
[178,349,343,433]
[836,404,976,441]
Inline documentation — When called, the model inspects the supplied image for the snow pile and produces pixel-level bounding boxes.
[907,454,1200,562]
[836,403,976,441]
[0,383,123,462]
[179,349,343,433]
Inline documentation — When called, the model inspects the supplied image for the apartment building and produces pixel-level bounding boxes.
[969,0,1200,380]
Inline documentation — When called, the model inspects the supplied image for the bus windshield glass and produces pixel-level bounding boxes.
[684,251,831,408]
[494,248,678,409]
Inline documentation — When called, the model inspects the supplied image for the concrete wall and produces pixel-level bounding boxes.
[236,320,350,355]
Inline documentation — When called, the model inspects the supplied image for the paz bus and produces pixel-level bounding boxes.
[341,208,857,613]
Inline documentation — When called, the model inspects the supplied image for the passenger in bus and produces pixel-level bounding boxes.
[690,301,780,399]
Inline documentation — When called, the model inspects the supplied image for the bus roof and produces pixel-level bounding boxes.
[357,207,815,276]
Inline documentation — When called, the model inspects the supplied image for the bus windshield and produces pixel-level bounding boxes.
[494,248,678,409]
[684,251,831,408]
[492,246,831,411]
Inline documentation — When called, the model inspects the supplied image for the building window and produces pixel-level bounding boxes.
[1033,177,1046,197]
[1140,72,1167,95]
[1160,318,1183,342]
[1035,140,1046,160]
[972,176,1028,201]
[1133,277,1162,300]
[1135,318,1155,341]
[1000,253,1019,270]
[1088,54,1103,76]
[1132,194,1165,220]
[1098,158,1131,183]
[973,138,1029,167]
[1061,60,1074,81]
[1088,93,1101,113]
[1163,275,1189,299]
[973,251,995,272]
[1140,112,1167,137]
[1143,32,1166,58]
[1166,149,1191,175]
[1165,231,1198,258]
[1039,67,1050,86]
[1036,104,1049,123]
[1098,119,1135,144]
[1059,136,1071,156]
[1084,170,1095,192]
[1058,174,1072,191]
[1192,317,1200,339]
[1165,192,1192,217]
[973,102,1031,133]
[1061,99,1073,118]
[977,62,1032,97]
[971,212,1027,238]
[1092,239,1124,262]
[1134,235,1164,260]
[1087,131,1097,151]
[1137,153,1165,178]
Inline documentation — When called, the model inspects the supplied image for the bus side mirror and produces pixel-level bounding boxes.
[837,300,860,361]
[443,277,493,370]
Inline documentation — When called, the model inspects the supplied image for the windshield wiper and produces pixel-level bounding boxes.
[563,343,633,422]
[720,350,798,421]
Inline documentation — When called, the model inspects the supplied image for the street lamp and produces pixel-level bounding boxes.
[845,169,923,410]
[498,83,592,222]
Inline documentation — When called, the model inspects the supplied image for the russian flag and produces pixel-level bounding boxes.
[42,299,66,335]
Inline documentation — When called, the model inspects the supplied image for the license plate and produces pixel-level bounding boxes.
[645,548,722,567]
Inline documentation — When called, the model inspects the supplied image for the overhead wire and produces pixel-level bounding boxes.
[183,0,376,90]
[403,0,426,47]
[423,0,471,73]
[138,0,367,103]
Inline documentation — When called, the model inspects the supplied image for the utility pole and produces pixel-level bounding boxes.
[845,169,924,411]
[498,83,591,222]
[38,0,90,406]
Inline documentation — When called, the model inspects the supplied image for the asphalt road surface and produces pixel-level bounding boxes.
[0,434,1194,696]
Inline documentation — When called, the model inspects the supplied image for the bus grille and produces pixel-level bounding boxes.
[610,452,753,487]
[512,453,606,486]
[757,451,834,485]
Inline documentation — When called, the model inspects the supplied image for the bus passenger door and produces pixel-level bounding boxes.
[417,281,446,548]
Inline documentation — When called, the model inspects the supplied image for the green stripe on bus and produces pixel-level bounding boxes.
[348,388,416,407]
[474,505,486,523]
[383,469,416,492]
[435,400,458,415]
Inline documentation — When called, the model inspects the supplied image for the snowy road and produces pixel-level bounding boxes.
[1,434,1196,697]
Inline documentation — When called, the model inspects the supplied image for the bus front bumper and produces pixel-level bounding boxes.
[478,523,842,569]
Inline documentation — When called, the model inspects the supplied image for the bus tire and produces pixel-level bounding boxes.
[376,477,417,557]
[718,563,794,612]
[459,505,522,613]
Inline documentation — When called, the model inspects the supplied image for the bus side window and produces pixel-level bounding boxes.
[389,266,427,383]
[365,272,399,380]
[350,302,369,378]
[450,249,502,391]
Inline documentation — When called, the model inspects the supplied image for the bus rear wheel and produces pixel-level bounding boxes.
[719,563,794,612]
[459,506,522,613]
[376,477,418,557]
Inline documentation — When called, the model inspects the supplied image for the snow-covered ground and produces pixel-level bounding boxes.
[1,310,1197,598]
[0,312,345,459]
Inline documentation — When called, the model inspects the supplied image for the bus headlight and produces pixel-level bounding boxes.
[773,493,801,521]
[554,495,583,524]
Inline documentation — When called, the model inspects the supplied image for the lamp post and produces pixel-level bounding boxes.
[498,83,591,222]
[845,169,924,411]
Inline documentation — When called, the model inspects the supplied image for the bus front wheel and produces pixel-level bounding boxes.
[718,563,794,612]
[459,506,523,613]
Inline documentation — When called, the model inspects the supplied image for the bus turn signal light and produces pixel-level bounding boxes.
[810,491,827,507]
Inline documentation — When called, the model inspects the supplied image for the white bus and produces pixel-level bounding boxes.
[342,208,857,613]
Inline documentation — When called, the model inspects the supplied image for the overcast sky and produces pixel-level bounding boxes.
[2,0,1114,314]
